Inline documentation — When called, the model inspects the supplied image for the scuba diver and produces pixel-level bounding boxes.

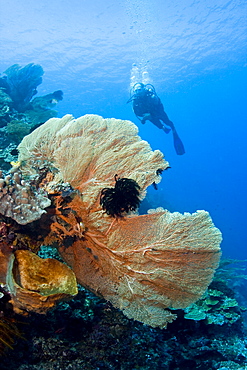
[127,83,185,155]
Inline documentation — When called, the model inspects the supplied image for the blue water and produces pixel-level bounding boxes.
[0,0,246,259]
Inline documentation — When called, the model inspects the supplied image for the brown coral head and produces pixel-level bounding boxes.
[100,175,141,217]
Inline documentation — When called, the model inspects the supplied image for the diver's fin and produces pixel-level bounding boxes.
[172,130,185,155]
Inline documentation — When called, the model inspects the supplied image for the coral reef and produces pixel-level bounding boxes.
[0,144,19,170]
[0,273,246,368]
[15,114,222,328]
[30,90,63,111]
[0,88,12,122]
[24,89,63,128]
[6,120,31,143]
[0,168,51,225]
[0,63,44,112]
[0,64,63,170]
[184,281,243,325]
[0,112,246,367]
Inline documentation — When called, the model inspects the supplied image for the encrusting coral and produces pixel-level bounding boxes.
[15,114,222,328]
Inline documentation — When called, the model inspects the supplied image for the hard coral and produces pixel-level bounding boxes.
[16,114,222,328]
[0,169,51,225]
[184,280,242,326]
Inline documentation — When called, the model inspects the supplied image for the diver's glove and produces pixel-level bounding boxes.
[141,113,151,124]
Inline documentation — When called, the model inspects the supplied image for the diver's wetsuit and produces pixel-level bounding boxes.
[128,83,185,155]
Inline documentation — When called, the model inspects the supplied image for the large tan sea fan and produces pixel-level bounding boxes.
[17,114,222,328]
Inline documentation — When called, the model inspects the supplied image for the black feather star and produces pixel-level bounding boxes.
[100,175,141,217]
